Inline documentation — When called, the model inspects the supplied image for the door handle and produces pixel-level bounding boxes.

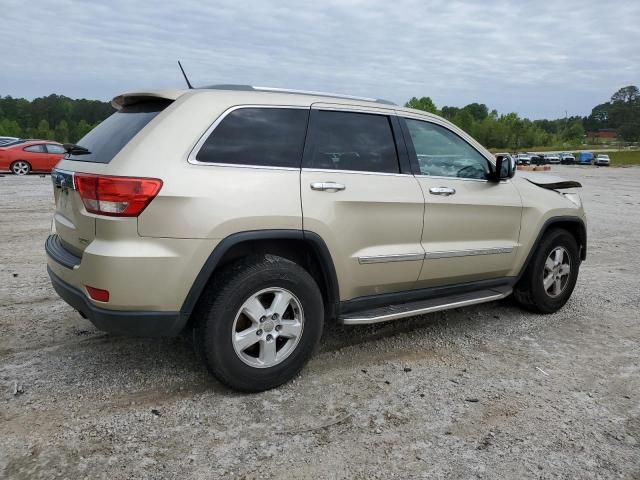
[429,186,456,196]
[311,182,346,192]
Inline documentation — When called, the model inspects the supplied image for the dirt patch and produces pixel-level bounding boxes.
[1,167,639,479]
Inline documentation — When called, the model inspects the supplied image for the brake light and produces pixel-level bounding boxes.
[74,173,162,217]
[86,285,110,302]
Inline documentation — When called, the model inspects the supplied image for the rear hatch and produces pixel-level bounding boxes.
[51,92,179,255]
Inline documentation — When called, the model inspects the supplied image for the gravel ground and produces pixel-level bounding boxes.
[1,166,639,479]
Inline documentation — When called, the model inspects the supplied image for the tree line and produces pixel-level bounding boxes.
[406,85,640,149]
[0,86,638,149]
[0,94,113,143]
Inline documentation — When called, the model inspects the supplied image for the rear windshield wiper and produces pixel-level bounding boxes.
[63,143,91,155]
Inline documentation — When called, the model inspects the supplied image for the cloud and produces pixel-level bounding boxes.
[1,0,638,118]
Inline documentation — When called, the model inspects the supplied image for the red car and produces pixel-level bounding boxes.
[0,140,66,175]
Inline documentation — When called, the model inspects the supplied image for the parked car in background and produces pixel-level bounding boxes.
[45,85,587,392]
[0,136,20,146]
[516,153,531,165]
[546,154,560,164]
[559,153,576,165]
[578,152,594,165]
[529,153,545,165]
[0,140,66,175]
[1,139,26,147]
[595,154,610,166]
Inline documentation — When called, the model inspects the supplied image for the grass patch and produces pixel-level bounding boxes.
[605,151,640,166]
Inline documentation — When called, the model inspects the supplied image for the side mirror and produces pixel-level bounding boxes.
[493,155,516,181]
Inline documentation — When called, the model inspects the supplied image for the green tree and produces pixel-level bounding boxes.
[611,86,639,104]
[404,96,438,114]
[562,120,584,144]
[452,110,473,133]
[35,119,51,139]
[0,118,22,137]
[440,106,459,121]
[462,103,488,121]
[0,93,114,142]
[54,120,70,143]
[74,119,92,141]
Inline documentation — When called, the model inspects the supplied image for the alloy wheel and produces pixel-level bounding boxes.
[543,246,571,298]
[231,287,304,368]
[12,161,30,175]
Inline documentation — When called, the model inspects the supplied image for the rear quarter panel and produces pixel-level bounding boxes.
[53,90,313,240]
[120,91,312,239]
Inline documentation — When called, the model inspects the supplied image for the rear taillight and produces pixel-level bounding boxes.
[74,173,162,217]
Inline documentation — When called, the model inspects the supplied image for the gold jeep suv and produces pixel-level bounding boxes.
[46,86,586,391]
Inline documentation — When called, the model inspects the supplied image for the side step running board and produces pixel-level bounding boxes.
[340,286,512,325]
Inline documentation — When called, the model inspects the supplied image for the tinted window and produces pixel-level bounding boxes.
[46,144,66,154]
[196,108,309,168]
[405,119,489,179]
[67,101,171,163]
[307,111,399,173]
[24,144,46,153]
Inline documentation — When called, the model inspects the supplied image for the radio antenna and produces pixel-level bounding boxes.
[178,60,193,89]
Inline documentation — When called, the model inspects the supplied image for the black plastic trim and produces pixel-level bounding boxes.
[45,234,81,269]
[525,179,583,190]
[339,277,515,315]
[390,115,412,174]
[47,266,186,337]
[516,216,587,279]
[303,230,341,319]
[397,116,420,175]
[179,229,340,319]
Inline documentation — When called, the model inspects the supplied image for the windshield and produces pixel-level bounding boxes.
[66,100,171,163]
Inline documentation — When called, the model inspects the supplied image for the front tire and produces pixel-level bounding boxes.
[194,255,324,392]
[11,160,31,175]
[514,228,580,314]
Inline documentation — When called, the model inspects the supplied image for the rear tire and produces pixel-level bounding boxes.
[11,160,31,175]
[193,254,324,392]
[514,228,580,314]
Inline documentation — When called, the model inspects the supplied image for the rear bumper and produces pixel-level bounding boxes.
[47,266,188,337]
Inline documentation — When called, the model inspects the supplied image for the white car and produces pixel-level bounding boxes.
[0,136,20,147]
[546,154,560,164]
[595,154,610,166]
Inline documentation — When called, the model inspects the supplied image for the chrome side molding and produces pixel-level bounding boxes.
[358,252,425,264]
[424,246,513,259]
[357,246,514,264]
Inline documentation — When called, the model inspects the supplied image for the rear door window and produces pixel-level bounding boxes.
[305,110,400,173]
[195,107,309,168]
[46,144,66,154]
[24,144,46,153]
[67,100,171,163]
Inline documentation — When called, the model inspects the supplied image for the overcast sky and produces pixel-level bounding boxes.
[2,0,638,119]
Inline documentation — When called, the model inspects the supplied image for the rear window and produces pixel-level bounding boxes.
[195,107,309,168]
[46,144,66,154]
[24,144,46,153]
[67,100,171,163]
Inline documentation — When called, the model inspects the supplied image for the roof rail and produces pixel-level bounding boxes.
[201,84,397,106]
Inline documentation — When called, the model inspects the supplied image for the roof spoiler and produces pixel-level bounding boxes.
[111,90,186,110]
